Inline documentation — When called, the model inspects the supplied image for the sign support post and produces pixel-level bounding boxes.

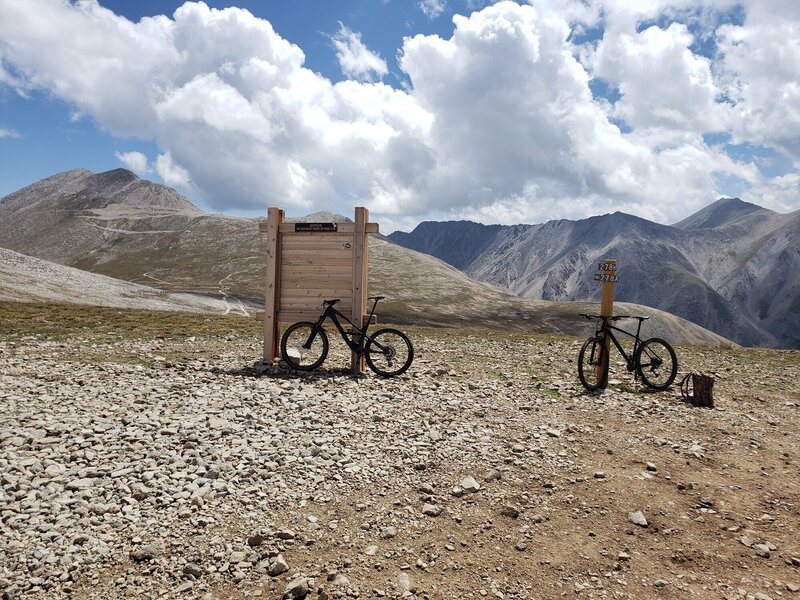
[594,259,618,389]
[351,207,369,374]
[263,207,284,363]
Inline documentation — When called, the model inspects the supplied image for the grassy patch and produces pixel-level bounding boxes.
[0,301,259,342]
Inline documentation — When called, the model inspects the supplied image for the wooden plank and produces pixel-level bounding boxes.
[281,274,354,286]
[351,207,368,374]
[277,311,323,323]
[280,266,353,277]
[282,234,355,246]
[262,207,282,363]
[276,312,377,324]
[280,288,354,298]
[279,299,353,309]
[280,248,354,259]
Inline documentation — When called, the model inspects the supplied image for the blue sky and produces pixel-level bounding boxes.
[1,0,798,230]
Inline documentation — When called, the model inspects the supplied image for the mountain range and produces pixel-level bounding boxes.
[0,168,731,347]
[389,200,800,348]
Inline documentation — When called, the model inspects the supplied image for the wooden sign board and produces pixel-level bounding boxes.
[259,207,378,374]
[597,262,617,271]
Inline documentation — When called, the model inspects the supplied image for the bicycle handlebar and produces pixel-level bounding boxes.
[579,313,649,321]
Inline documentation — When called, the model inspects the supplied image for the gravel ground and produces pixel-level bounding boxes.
[1,318,798,600]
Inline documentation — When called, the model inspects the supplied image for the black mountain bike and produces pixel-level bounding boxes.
[577,314,677,392]
[281,296,413,377]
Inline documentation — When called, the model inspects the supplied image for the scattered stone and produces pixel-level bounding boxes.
[485,469,502,482]
[248,533,268,547]
[130,540,165,562]
[268,555,289,576]
[398,573,412,592]
[66,478,94,491]
[515,541,527,551]
[500,506,520,519]
[283,575,309,600]
[422,503,442,517]
[628,511,648,527]
[175,581,193,593]
[183,563,204,578]
[380,526,397,540]
[460,476,481,493]
[753,544,771,558]
[654,579,668,588]
[646,462,658,472]
[594,471,606,479]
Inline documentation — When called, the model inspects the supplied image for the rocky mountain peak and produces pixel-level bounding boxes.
[673,197,770,230]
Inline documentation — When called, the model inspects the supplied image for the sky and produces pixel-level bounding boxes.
[0,0,798,232]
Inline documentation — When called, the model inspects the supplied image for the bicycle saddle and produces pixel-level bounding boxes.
[323,298,340,306]
[368,296,385,301]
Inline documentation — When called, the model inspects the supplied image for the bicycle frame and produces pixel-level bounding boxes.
[596,317,645,372]
[304,299,380,355]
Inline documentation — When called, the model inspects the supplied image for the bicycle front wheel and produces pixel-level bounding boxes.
[635,338,677,390]
[281,322,329,371]
[578,336,607,391]
[365,328,413,377]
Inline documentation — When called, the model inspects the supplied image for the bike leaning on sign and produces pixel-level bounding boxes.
[281,296,413,377]
[577,314,678,391]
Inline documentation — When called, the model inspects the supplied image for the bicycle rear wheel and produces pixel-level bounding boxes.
[635,338,677,390]
[364,328,413,377]
[578,336,607,391]
[280,322,328,371]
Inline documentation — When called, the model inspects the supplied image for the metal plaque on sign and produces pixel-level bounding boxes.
[294,222,337,232]
[594,273,619,283]
[597,262,617,271]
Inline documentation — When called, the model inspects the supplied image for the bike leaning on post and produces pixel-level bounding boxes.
[577,314,677,392]
[281,296,413,377]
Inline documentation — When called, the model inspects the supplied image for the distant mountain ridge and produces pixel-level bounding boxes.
[389,199,800,348]
[0,168,731,347]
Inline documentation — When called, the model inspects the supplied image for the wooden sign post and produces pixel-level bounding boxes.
[259,207,378,374]
[594,259,618,389]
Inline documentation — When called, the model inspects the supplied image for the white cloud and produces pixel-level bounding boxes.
[419,0,446,20]
[0,0,797,226]
[716,16,800,163]
[0,127,20,139]
[155,152,192,189]
[114,150,150,174]
[592,22,727,133]
[332,23,388,81]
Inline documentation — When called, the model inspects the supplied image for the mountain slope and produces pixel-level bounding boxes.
[0,247,241,314]
[389,200,800,348]
[0,169,730,346]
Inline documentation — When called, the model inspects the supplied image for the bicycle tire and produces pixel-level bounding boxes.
[578,336,607,391]
[635,337,677,390]
[364,328,414,377]
[280,322,329,371]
